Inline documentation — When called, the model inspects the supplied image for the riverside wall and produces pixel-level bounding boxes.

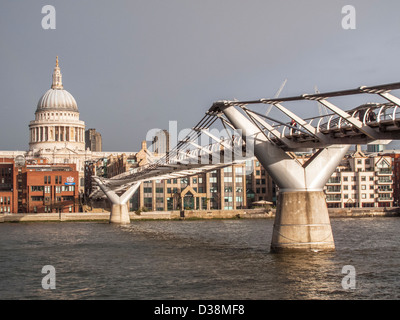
[0,207,399,223]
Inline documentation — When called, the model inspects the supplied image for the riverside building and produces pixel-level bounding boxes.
[0,157,79,213]
[325,147,394,208]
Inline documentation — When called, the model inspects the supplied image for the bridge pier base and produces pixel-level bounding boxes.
[93,177,141,225]
[271,190,334,253]
[110,203,131,225]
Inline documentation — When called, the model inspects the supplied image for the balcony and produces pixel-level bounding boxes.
[377,196,393,202]
[326,186,341,193]
[377,187,393,193]
[377,178,393,184]
[376,169,392,176]
[326,195,342,202]
[326,177,341,184]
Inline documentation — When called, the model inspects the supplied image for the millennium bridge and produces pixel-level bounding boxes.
[91,82,400,252]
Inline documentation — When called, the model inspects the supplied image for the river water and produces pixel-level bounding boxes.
[0,217,399,300]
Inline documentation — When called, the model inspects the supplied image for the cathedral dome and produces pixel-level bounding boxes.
[37,88,78,113]
[36,56,78,113]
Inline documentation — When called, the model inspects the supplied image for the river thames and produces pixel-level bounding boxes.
[0,217,399,300]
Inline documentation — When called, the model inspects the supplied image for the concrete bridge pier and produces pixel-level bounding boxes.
[220,103,350,252]
[272,190,335,252]
[93,177,141,224]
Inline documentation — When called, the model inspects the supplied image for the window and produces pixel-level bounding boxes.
[192,178,197,184]
[224,186,232,193]
[344,177,348,181]
[235,167,243,174]
[210,186,218,193]
[361,185,366,190]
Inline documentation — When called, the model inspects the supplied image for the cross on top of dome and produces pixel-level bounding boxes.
[51,56,63,90]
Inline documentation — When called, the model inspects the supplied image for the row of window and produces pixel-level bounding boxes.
[328,176,392,183]
[0,168,12,176]
[44,175,65,184]
[0,196,11,204]
[327,193,393,200]
[0,206,11,213]
[154,172,246,186]
[143,186,245,195]
[327,184,391,191]
[31,196,76,202]
[31,185,75,193]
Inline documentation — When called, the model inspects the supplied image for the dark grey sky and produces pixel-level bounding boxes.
[1,0,400,151]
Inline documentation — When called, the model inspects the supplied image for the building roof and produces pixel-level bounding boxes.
[36,57,78,113]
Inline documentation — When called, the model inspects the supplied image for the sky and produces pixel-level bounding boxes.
[1,0,400,151]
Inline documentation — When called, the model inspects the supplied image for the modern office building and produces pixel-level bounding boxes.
[129,163,248,212]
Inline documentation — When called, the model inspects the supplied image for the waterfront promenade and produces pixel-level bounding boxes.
[1,207,399,223]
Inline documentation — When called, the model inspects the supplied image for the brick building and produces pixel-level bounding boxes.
[23,161,80,213]
[0,158,18,213]
[0,157,80,213]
